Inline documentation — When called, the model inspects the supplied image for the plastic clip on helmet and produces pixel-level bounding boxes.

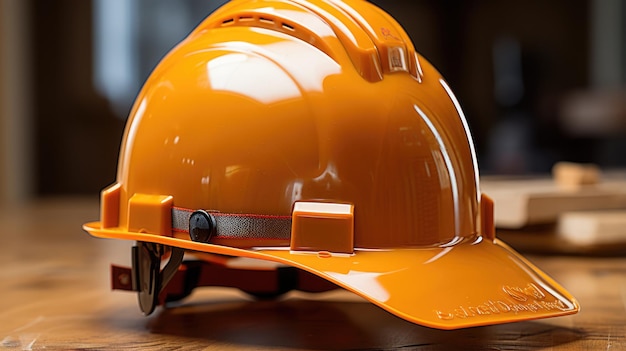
[83,0,578,329]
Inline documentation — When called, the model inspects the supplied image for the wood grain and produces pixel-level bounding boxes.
[1,198,625,350]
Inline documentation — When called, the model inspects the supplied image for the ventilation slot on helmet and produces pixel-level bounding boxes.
[259,17,274,25]
[218,14,332,60]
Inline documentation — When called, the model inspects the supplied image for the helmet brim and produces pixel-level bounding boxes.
[83,221,579,329]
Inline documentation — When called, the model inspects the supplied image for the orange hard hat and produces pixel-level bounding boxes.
[84,0,578,329]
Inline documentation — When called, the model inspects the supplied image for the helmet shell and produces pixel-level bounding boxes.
[114,0,480,249]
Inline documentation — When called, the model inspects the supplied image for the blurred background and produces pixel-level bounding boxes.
[1,0,625,205]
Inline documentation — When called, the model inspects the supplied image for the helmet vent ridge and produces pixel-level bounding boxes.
[220,15,299,36]
[218,15,324,53]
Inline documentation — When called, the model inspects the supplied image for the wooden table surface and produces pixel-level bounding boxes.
[1,198,625,350]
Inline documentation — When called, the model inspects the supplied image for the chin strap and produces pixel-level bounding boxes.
[111,258,340,308]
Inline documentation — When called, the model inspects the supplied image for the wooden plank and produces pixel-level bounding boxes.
[558,210,626,245]
[481,176,626,229]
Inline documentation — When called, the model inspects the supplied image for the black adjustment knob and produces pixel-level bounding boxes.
[189,210,216,243]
